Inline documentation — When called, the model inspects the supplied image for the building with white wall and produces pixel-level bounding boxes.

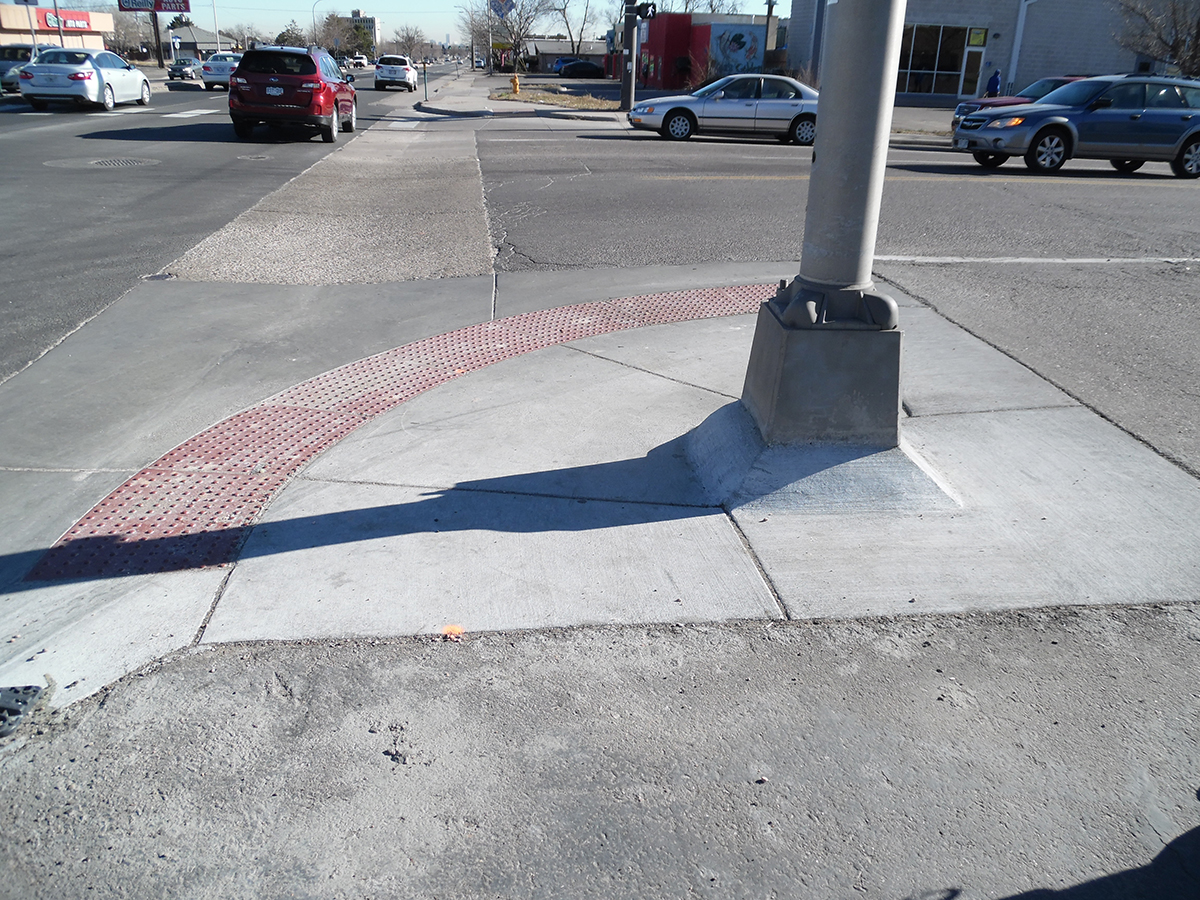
[787,0,1143,101]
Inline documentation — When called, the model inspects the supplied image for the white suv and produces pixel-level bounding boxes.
[374,54,417,92]
[350,54,368,68]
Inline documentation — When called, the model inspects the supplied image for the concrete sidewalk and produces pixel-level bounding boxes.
[0,72,1196,900]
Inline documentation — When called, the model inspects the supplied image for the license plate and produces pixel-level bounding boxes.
[265,86,284,96]
[955,138,969,149]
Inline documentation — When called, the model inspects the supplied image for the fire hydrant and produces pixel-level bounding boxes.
[510,72,520,94]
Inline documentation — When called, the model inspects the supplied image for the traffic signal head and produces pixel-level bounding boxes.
[636,2,656,19]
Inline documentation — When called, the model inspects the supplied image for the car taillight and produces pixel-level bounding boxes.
[19,70,33,79]
[202,65,212,72]
[68,71,93,80]
[232,76,247,83]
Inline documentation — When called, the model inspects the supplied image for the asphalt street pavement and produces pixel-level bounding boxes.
[0,72,1197,900]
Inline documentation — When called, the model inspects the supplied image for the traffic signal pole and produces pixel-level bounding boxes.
[618,2,636,111]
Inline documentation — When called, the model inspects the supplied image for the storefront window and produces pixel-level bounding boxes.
[897,23,984,96]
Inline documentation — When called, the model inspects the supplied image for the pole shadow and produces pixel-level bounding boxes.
[7,404,883,591]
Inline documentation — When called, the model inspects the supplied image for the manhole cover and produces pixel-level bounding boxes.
[44,157,162,169]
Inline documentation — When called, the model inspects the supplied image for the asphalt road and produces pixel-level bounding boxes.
[0,67,451,385]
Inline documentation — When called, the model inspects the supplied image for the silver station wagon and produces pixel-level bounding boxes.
[953,74,1200,177]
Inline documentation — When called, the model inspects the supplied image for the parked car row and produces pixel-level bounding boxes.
[952,74,1200,178]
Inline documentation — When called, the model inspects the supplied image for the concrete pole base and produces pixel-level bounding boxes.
[741,302,902,448]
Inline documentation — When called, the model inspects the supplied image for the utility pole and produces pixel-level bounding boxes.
[152,10,165,67]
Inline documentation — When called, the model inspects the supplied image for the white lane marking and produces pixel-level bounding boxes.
[876,256,1200,265]
[161,108,220,118]
[388,120,421,128]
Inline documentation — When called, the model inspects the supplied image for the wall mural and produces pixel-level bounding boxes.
[710,24,764,75]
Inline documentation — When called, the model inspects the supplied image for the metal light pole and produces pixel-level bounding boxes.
[742,0,907,448]
[212,0,221,51]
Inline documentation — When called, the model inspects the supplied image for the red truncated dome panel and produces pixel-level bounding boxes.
[27,285,772,581]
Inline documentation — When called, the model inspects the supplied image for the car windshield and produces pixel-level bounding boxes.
[1036,80,1110,106]
[2,47,32,62]
[211,55,238,62]
[1017,78,1068,99]
[38,50,90,65]
[692,76,737,97]
[379,56,405,65]
[238,51,317,75]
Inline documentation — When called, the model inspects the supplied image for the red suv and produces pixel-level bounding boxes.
[229,45,356,142]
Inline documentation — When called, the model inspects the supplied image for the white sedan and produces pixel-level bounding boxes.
[20,47,150,111]
[201,52,242,91]
[628,73,818,144]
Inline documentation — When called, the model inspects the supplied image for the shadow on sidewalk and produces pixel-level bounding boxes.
[8,417,893,591]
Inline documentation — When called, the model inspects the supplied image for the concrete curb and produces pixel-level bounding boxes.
[414,99,622,122]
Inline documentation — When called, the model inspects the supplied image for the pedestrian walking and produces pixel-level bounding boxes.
[986,69,1001,97]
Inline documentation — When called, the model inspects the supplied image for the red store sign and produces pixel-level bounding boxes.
[37,9,92,30]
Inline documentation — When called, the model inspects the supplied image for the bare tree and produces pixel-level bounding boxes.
[108,10,147,55]
[394,23,426,57]
[1114,0,1200,76]
[459,0,554,69]
[458,2,490,60]
[553,0,594,54]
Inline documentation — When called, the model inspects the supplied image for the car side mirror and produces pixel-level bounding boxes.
[713,90,725,100]
[347,74,354,82]
[1090,96,1113,110]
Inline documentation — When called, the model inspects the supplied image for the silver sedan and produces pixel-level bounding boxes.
[20,48,150,111]
[201,52,242,91]
[628,74,818,144]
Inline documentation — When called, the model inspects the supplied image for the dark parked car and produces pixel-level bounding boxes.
[559,60,604,78]
[951,76,1086,130]
[551,56,580,73]
[229,45,356,143]
[953,74,1200,177]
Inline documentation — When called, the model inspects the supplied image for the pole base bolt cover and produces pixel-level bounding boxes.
[772,279,899,331]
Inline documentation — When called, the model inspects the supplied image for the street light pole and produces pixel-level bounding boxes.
[742,0,907,448]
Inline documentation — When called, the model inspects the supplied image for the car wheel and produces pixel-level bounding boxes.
[972,151,1009,168]
[100,84,115,112]
[375,83,385,90]
[322,107,338,143]
[661,111,694,140]
[1170,135,1200,178]
[1110,159,1144,173]
[205,82,215,91]
[343,100,356,133]
[789,114,816,145]
[28,98,48,111]
[232,119,254,139]
[1024,128,1068,172]
[138,81,151,106]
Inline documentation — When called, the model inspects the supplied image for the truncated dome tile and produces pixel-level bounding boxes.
[26,286,771,581]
